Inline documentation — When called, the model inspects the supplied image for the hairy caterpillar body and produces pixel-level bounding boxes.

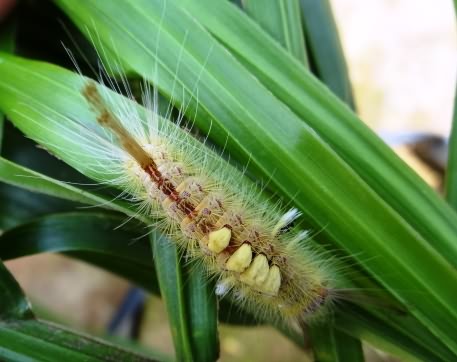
[79,79,336,325]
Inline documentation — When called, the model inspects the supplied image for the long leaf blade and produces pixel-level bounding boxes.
[0,157,131,215]
[299,0,355,106]
[183,264,219,362]
[0,16,16,153]
[242,0,308,65]
[151,231,219,362]
[0,211,159,291]
[0,319,158,362]
[151,233,193,361]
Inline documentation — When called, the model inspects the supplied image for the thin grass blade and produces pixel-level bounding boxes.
[0,17,16,153]
[299,0,355,107]
[150,232,194,362]
[0,157,137,218]
[242,0,308,65]
[0,319,160,362]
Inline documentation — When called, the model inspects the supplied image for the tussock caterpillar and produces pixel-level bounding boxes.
[1,38,343,325]
[74,69,339,326]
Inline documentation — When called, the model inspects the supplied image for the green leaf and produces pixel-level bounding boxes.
[0,15,16,154]
[183,263,219,362]
[310,323,364,362]
[0,182,76,230]
[0,117,3,154]
[336,304,456,362]
[1,119,93,184]
[0,260,33,321]
[0,154,150,227]
[242,0,308,65]
[298,1,364,357]
[0,319,158,362]
[445,83,457,209]
[0,122,129,229]
[0,157,125,212]
[48,0,457,355]
[299,0,355,107]
[0,212,148,262]
[0,212,158,292]
[151,232,219,362]
[0,149,149,225]
[150,233,193,361]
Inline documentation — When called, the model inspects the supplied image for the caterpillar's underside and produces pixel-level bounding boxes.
[83,81,335,324]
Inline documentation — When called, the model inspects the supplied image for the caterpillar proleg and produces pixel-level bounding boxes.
[78,70,338,325]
